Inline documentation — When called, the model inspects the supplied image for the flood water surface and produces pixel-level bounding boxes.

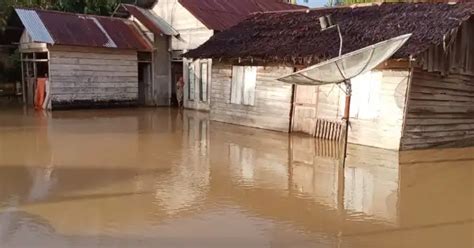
[0,107,472,248]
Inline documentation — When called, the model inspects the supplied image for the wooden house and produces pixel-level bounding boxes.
[6,8,154,110]
[185,2,474,150]
[114,4,181,106]
[148,0,306,110]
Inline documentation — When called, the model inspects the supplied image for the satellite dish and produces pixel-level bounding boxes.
[277,34,412,86]
[277,33,412,161]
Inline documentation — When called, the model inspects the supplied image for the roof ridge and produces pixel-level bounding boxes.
[248,1,466,15]
[14,7,129,22]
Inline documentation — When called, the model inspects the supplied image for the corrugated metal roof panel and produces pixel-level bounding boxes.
[121,4,179,37]
[14,8,152,51]
[178,0,307,31]
[15,8,54,44]
[90,17,118,48]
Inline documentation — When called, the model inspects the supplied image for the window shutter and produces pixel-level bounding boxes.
[188,64,195,100]
[231,66,244,104]
[200,62,208,102]
[242,66,257,106]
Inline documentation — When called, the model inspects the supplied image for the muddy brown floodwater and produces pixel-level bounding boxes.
[0,107,472,248]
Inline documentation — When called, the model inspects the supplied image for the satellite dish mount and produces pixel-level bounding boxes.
[319,15,343,56]
[277,33,412,162]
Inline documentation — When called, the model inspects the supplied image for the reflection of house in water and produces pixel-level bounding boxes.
[208,125,472,246]
[208,122,400,227]
[289,135,399,224]
[153,110,211,214]
[1,110,472,247]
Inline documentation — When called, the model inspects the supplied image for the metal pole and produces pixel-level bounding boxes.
[342,80,352,164]
[337,25,343,57]
[20,54,26,104]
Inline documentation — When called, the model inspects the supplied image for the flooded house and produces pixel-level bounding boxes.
[144,0,306,110]
[5,8,153,110]
[185,2,474,150]
[113,4,181,106]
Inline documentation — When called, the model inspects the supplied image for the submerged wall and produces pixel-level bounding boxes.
[153,35,171,106]
[401,68,474,150]
[210,64,293,132]
[48,46,138,109]
[293,69,410,150]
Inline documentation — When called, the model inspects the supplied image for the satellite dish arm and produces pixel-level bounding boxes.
[337,25,343,57]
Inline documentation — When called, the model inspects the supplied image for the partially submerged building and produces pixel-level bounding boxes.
[148,0,306,110]
[5,8,153,109]
[185,2,474,150]
[114,4,181,106]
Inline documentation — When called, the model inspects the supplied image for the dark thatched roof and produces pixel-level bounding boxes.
[184,3,474,65]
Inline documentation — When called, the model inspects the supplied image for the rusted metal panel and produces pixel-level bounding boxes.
[120,4,179,37]
[178,0,307,31]
[15,9,54,44]
[14,8,152,51]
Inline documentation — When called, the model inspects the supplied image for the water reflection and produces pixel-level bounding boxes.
[0,108,472,247]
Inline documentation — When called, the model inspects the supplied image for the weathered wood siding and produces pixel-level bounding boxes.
[210,64,293,132]
[48,46,138,107]
[401,68,474,150]
[348,70,409,150]
[153,35,172,106]
[183,58,212,111]
[293,69,410,150]
[152,0,214,51]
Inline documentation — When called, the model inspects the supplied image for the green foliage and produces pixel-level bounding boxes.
[5,49,21,82]
[0,0,147,31]
[0,0,55,31]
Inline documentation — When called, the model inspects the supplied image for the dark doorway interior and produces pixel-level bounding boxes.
[138,62,152,106]
[171,62,183,107]
[21,52,49,107]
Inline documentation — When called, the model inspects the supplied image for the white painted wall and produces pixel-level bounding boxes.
[151,0,214,51]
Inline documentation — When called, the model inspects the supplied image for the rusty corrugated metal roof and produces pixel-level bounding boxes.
[118,4,179,37]
[178,0,307,31]
[14,8,152,51]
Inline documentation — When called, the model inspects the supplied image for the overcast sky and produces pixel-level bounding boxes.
[296,0,327,7]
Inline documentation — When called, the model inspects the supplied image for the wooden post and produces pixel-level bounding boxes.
[20,54,26,104]
[342,81,352,165]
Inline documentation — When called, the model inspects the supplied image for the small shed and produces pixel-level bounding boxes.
[6,8,153,110]
[185,2,474,150]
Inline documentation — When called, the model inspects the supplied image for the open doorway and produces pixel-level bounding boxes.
[171,62,183,107]
[21,52,49,107]
[138,52,152,106]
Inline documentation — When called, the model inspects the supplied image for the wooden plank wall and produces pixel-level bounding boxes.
[153,35,172,106]
[401,68,474,150]
[292,70,409,150]
[347,70,409,150]
[210,64,293,132]
[48,46,138,105]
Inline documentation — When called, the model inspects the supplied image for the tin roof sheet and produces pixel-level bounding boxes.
[15,8,54,44]
[120,4,179,37]
[14,8,152,51]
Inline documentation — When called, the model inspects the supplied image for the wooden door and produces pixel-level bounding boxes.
[291,85,319,136]
[291,85,344,140]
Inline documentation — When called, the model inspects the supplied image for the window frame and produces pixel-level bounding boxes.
[230,66,257,106]
[188,64,195,101]
[199,62,209,102]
